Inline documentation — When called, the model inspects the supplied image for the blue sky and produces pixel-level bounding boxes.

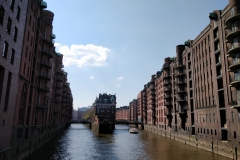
[46,0,228,109]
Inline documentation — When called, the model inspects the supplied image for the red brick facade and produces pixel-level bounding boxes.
[0,1,73,159]
[138,0,240,158]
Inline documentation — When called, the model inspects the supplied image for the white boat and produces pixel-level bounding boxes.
[129,127,138,134]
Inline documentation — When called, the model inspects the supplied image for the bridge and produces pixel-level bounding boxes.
[71,119,144,129]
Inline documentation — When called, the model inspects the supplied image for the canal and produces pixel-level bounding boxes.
[24,124,230,160]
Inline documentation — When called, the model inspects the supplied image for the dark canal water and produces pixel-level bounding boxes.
[24,124,230,160]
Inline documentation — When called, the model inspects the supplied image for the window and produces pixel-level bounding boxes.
[13,27,18,42]
[16,6,20,21]
[10,49,15,64]
[23,63,26,74]
[213,113,216,123]
[6,17,12,34]
[232,22,236,32]
[231,7,235,16]
[232,111,235,123]
[27,30,29,41]
[0,6,5,25]
[4,72,12,111]
[238,113,240,123]
[3,41,8,58]
[29,16,31,25]
[10,0,15,11]
[25,47,28,58]
[0,66,5,103]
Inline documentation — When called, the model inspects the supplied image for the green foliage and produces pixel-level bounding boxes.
[82,108,95,119]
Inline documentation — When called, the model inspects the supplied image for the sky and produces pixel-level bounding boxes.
[46,0,229,109]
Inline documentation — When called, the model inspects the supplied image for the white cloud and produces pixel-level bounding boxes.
[116,84,121,88]
[117,77,124,80]
[54,43,111,67]
[90,76,94,79]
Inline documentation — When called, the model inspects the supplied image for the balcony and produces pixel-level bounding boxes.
[56,76,63,82]
[58,70,64,75]
[55,90,62,96]
[165,112,172,117]
[163,80,171,85]
[151,100,156,105]
[227,43,240,57]
[164,94,171,99]
[164,101,172,106]
[152,112,156,118]
[176,88,186,94]
[42,48,53,58]
[39,72,51,80]
[55,99,62,103]
[175,80,185,85]
[228,58,240,72]
[163,64,170,70]
[54,111,59,115]
[174,62,185,69]
[176,110,186,115]
[163,74,171,79]
[174,71,185,77]
[150,91,155,95]
[225,11,240,27]
[41,60,52,69]
[151,106,156,110]
[229,74,240,87]
[229,101,240,109]
[56,83,63,89]
[43,37,54,46]
[226,28,240,43]
[164,87,171,92]
[37,103,48,109]
[176,98,186,102]
[39,85,50,92]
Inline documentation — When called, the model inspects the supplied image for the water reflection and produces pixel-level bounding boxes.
[24,124,230,160]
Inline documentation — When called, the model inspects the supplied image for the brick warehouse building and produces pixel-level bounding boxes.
[91,93,116,134]
[139,0,240,159]
[115,106,129,121]
[129,99,137,122]
[0,1,73,160]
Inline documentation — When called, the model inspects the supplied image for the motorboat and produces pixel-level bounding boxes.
[129,127,138,134]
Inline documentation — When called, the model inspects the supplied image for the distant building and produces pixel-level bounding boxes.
[72,109,78,120]
[115,106,129,121]
[129,99,137,122]
[91,93,116,133]
[78,107,89,120]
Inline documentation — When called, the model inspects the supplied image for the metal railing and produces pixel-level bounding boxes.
[39,84,50,92]
[176,88,185,92]
[175,71,185,75]
[39,72,51,79]
[176,97,186,101]
[229,58,240,66]
[227,43,240,51]
[41,60,52,67]
[230,74,240,83]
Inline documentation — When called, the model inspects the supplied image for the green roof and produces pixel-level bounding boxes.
[51,34,56,39]
[41,1,47,8]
